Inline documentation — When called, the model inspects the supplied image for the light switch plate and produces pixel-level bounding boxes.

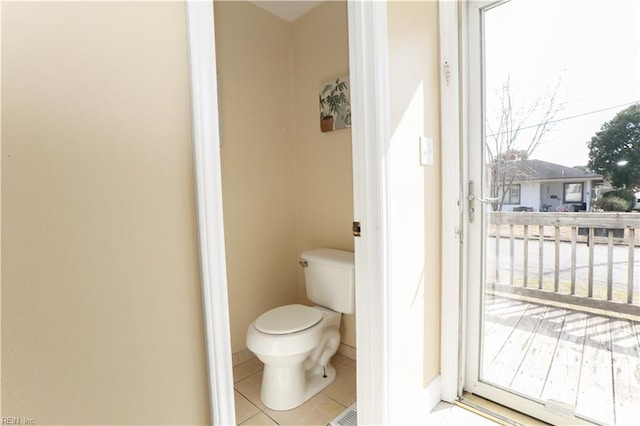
[420,136,433,166]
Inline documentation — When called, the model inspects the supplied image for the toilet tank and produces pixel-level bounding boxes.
[300,248,355,314]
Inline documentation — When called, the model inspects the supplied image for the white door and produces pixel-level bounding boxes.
[464,1,640,424]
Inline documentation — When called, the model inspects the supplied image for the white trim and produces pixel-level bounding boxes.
[232,348,256,367]
[439,0,463,404]
[347,1,391,424]
[458,2,472,401]
[185,2,236,425]
[425,375,443,414]
[337,343,357,361]
[464,0,484,399]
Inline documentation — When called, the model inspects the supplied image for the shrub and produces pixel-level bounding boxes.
[595,196,631,212]
[599,189,636,211]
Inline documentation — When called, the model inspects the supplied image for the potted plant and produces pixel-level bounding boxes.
[319,78,350,132]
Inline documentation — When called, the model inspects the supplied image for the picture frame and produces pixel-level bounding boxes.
[319,75,351,133]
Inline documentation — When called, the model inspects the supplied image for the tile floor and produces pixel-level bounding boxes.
[233,354,356,425]
[233,354,503,426]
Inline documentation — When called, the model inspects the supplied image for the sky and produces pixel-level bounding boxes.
[484,0,640,168]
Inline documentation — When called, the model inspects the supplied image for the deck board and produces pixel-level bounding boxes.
[484,303,547,387]
[510,306,565,398]
[611,319,640,426]
[483,295,640,425]
[483,298,529,365]
[575,315,615,425]
[539,309,587,408]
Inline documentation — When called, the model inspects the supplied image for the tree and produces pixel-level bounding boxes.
[486,76,565,211]
[588,104,640,189]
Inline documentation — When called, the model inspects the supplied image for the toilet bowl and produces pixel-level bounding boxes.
[246,248,355,411]
[247,304,341,411]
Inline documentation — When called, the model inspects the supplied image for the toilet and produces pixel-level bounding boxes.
[246,248,355,411]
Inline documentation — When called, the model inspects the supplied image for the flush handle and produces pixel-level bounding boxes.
[352,221,361,238]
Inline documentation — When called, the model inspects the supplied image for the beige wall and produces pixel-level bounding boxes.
[292,2,356,348]
[387,0,442,387]
[420,2,442,387]
[2,2,210,424]
[216,1,355,352]
[214,1,299,353]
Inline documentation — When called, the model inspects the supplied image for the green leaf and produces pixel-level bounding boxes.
[588,103,640,189]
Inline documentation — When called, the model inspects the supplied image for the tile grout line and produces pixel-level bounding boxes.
[234,379,264,425]
[238,409,282,426]
[320,391,350,409]
[233,354,355,426]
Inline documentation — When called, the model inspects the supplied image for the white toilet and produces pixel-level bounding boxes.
[246,248,355,411]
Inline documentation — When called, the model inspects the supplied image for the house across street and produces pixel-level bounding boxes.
[499,159,604,212]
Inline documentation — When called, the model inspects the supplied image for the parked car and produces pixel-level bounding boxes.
[635,192,640,211]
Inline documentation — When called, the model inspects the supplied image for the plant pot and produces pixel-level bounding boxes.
[321,116,334,133]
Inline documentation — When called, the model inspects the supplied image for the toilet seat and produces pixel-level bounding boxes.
[255,304,323,335]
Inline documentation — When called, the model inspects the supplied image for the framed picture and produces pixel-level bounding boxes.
[319,75,351,133]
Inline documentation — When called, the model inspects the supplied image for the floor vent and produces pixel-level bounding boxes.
[330,403,357,426]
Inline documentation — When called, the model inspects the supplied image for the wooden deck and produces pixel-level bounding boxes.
[483,294,640,425]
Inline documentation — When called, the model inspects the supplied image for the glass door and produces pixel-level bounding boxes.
[465,1,640,424]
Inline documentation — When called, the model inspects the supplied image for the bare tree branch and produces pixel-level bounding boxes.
[486,74,565,211]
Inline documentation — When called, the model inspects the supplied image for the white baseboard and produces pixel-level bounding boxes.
[425,375,443,414]
[232,348,256,367]
[337,343,356,361]
[389,374,442,422]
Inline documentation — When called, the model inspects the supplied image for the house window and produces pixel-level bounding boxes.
[501,184,521,204]
[564,183,583,203]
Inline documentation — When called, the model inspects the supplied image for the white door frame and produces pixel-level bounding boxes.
[439,0,465,403]
[186,1,393,424]
[347,1,391,423]
[185,2,235,424]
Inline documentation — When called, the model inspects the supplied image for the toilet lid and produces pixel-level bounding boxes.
[255,304,323,335]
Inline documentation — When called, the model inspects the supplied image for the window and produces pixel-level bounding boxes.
[500,184,521,204]
[564,182,583,203]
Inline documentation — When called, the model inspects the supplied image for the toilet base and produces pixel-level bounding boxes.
[260,363,337,411]
[304,364,336,403]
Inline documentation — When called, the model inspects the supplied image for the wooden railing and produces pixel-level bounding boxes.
[488,212,640,316]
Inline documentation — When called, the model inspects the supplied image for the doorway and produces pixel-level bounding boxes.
[464,1,640,424]
[213,1,357,423]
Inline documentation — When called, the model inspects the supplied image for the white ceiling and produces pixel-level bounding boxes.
[249,1,323,22]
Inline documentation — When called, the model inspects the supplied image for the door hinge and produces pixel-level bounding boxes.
[352,221,361,238]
